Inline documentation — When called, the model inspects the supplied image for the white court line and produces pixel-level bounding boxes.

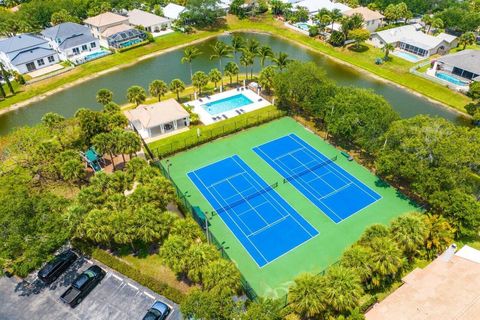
[208,171,245,188]
[247,216,288,237]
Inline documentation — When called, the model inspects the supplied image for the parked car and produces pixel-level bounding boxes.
[142,301,171,320]
[60,265,106,308]
[38,250,78,284]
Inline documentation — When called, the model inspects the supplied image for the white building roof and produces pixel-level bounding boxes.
[294,0,351,14]
[125,99,189,128]
[374,24,457,50]
[84,12,128,28]
[127,9,170,28]
[163,3,186,20]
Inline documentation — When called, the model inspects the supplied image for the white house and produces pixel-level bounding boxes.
[343,7,384,32]
[0,34,60,74]
[127,9,171,33]
[125,99,190,139]
[163,3,187,21]
[41,22,100,61]
[294,0,351,16]
[370,24,458,59]
[83,12,146,49]
[430,50,480,82]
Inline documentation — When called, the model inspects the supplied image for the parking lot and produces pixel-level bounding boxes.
[0,257,182,320]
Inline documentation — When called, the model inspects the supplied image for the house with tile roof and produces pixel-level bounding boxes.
[41,22,100,61]
[370,24,458,59]
[125,99,190,139]
[0,34,59,74]
[127,9,171,33]
[83,12,146,49]
[343,7,384,32]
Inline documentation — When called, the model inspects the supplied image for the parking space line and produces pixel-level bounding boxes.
[111,273,123,281]
[143,292,155,300]
[127,282,138,290]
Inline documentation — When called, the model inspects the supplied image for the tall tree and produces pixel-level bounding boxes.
[257,46,273,68]
[458,31,476,50]
[208,68,222,89]
[126,86,146,106]
[382,43,395,60]
[181,47,202,79]
[329,8,343,31]
[169,79,186,101]
[423,214,455,258]
[390,213,427,261]
[202,259,241,296]
[192,71,209,95]
[324,266,363,315]
[210,41,233,86]
[149,80,168,101]
[231,35,245,63]
[288,273,327,319]
[96,88,113,105]
[224,61,240,85]
[240,52,253,80]
[272,52,292,71]
[258,66,276,93]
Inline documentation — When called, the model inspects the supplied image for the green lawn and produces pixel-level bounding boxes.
[162,117,419,298]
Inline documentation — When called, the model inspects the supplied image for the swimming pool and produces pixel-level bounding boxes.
[436,72,469,86]
[84,50,110,61]
[202,94,253,115]
[294,22,310,32]
[392,51,423,62]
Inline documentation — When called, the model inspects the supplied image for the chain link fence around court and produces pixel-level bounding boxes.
[154,160,258,301]
[153,109,285,159]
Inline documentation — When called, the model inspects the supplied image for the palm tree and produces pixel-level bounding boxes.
[390,214,427,261]
[324,266,363,315]
[191,71,209,95]
[181,47,202,79]
[340,244,373,285]
[126,85,146,106]
[160,235,191,273]
[369,237,404,288]
[329,8,343,32]
[0,62,14,94]
[224,61,239,86]
[382,43,395,60]
[423,214,455,258]
[121,131,141,160]
[422,14,433,34]
[169,79,185,100]
[258,45,273,68]
[209,41,233,86]
[288,273,327,318]
[149,80,168,101]
[185,242,219,283]
[272,52,292,71]
[92,132,116,169]
[231,35,245,62]
[258,66,276,93]
[201,259,241,296]
[459,31,476,50]
[208,68,222,90]
[96,88,113,105]
[0,81,6,99]
[240,52,253,80]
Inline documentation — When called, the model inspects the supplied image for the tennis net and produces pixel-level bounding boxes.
[216,182,279,213]
[283,155,337,183]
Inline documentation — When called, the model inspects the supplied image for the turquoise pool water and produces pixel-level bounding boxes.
[294,22,310,32]
[393,51,423,62]
[202,94,253,115]
[84,50,109,61]
[436,72,469,86]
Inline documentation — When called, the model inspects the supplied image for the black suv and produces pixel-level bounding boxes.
[38,250,78,284]
[60,265,106,308]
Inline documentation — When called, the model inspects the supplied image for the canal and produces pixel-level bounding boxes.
[0,32,469,135]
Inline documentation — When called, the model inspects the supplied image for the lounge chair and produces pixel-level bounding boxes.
[223,114,228,119]
[207,96,211,99]
[236,110,241,115]
[199,98,203,102]
[236,87,240,91]
[258,98,263,102]
[241,87,244,91]
[240,109,245,113]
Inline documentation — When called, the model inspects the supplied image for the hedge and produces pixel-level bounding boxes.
[92,248,186,303]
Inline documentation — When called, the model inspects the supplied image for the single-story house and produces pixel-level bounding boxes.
[343,7,384,32]
[366,245,480,320]
[163,3,187,21]
[84,12,146,49]
[0,34,59,74]
[41,22,100,60]
[370,24,458,58]
[127,9,171,33]
[432,49,480,81]
[125,99,190,139]
[294,0,351,15]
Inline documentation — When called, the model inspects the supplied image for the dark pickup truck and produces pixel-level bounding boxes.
[60,265,106,308]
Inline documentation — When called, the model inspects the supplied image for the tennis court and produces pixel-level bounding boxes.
[253,134,381,223]
[187,155,319,267]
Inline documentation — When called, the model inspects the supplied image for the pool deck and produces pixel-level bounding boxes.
[185,88,271,125]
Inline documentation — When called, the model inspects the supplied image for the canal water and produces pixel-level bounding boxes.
[0,32,469,135]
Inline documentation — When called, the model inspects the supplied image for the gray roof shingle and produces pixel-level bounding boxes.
[0,34,48,54]
[437,50,480,75]
[41,22,97,50]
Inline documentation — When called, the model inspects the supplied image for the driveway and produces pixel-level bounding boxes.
[0,257,182,320]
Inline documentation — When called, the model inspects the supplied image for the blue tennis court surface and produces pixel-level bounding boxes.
[253,134,381,223]
[187,155,319,267]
